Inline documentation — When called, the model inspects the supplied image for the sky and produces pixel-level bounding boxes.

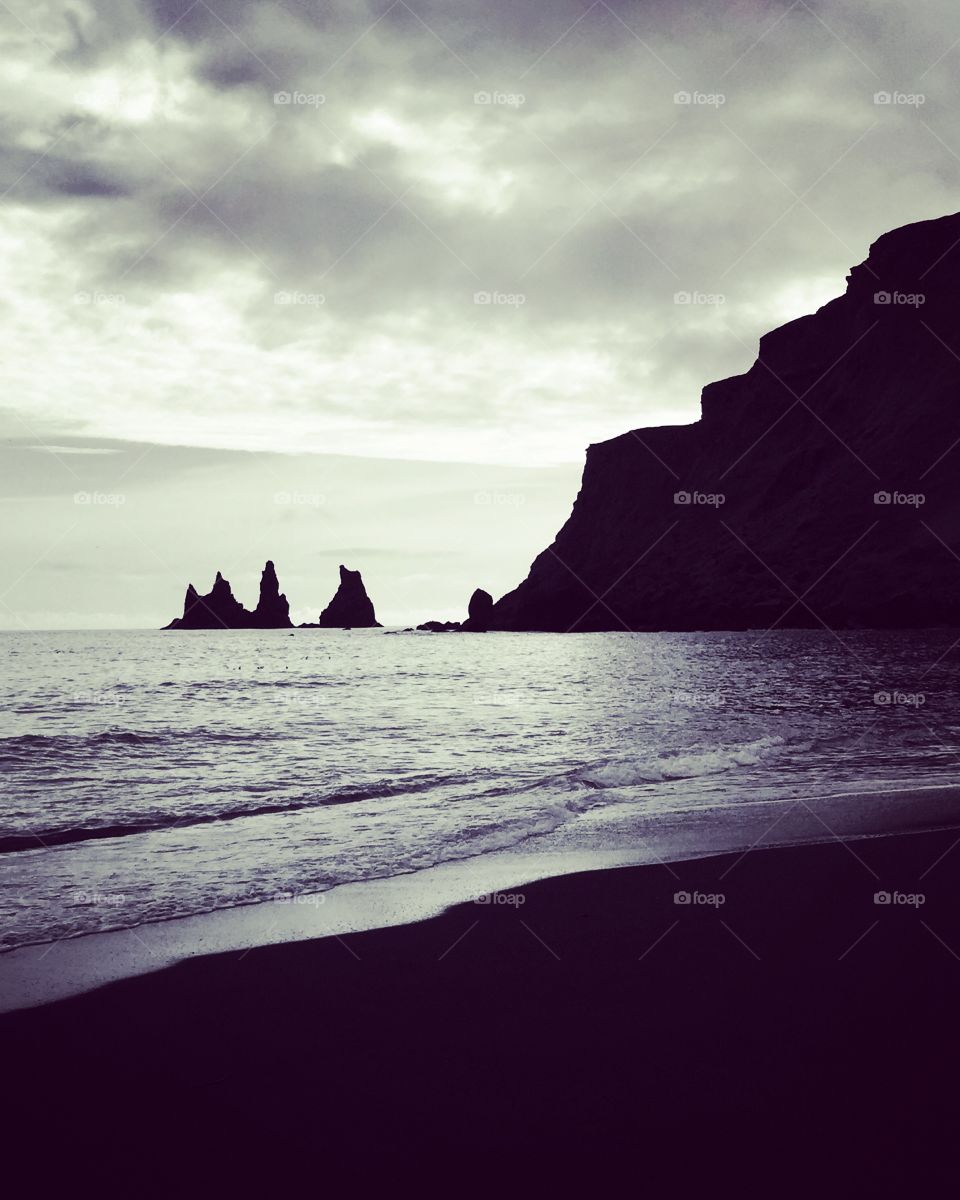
[3,0,960,626]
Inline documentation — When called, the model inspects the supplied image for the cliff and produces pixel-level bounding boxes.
[304,565,381,628]
[164,561,292,629]
[491,211,960,631]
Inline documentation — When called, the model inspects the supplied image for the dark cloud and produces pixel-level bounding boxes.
[5,0,960,457]
[48,163,131,197]
[197,55,270,89]
[143,0,253,39]
[0,136,130,203]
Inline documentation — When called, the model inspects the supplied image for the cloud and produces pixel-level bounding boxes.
[3,0,960,624]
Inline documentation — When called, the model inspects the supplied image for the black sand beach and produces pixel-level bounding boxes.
[5,828,960,1187]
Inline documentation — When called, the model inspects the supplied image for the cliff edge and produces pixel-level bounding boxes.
[491,212,960,631]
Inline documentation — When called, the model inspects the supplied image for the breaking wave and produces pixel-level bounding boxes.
[571,736,797,788]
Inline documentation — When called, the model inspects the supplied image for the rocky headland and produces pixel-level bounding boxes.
[491,211,960,631]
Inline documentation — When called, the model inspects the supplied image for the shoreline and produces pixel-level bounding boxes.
[4,780,960,1014]
[0,846,649,1013]
[5,823,960,1180]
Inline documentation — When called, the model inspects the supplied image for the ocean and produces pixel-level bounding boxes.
[2,627,960,955]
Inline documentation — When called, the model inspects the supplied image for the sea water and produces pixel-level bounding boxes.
[2,627,959,952]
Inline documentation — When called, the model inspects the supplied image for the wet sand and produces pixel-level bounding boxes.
[4,827,960,1187]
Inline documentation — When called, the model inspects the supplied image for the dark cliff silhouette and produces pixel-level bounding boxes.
[164,561,292,629]
[302,565,381,628]
[462,588,494,632]
[492,211,960,631]
[249,560,291,628]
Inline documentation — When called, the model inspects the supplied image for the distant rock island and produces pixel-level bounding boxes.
[301,565,381,628]
[417,588,493,632]
[490,211,960,631]
[163,562,380,630]
[164,561,291,629]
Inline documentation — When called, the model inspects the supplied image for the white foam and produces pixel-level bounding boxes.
[5,781,960,1015]
[577,736,789,787]
[0,847,647,1014]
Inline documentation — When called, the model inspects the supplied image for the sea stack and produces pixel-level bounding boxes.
[249,560,292,628]
[417,587,494,631]
[491,211,960,632]
[462,588,494,632]
[308,565,381,628]
[164,571,248,629]
[163,562,293,629]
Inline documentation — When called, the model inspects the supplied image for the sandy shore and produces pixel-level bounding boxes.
[6,782,960,1015]
[5,826,960,1185]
